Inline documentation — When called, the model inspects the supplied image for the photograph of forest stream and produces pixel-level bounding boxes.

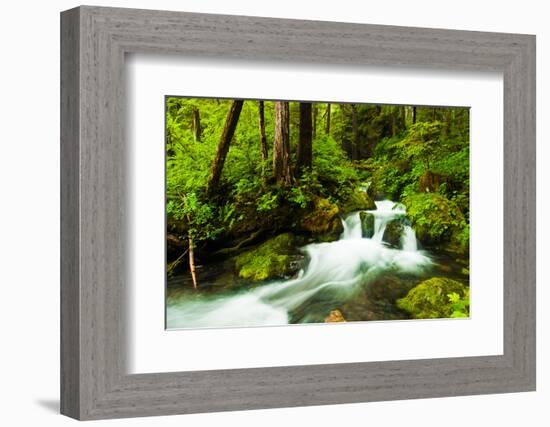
[165,98,470,329]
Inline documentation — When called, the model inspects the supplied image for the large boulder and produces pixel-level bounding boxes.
[234,233,300,281]
[402,193,467,251]
[301,197,343,242]
[340,189,376,214]
[397,277,469,319]
[359,212,375,238]
[365,274,414,307]
[382,219,405,248]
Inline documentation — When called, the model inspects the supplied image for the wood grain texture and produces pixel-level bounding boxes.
[60,7,80,419]
[60,5,536,420]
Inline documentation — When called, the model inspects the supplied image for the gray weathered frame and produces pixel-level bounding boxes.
[60,5,536,421]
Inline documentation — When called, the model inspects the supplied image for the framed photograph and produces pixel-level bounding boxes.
[61,5,536,420]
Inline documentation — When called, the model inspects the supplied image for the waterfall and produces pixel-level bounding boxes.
[167,199,430,329]
[341,212,362,240]
[401,226,418,251]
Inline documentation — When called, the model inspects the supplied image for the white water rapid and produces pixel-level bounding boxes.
[167,200,432,329]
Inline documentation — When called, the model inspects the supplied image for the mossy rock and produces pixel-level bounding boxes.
[316,219,345,242]
[359,212,375,238]
[234,233,297,282]
[340,189,376,214]
[403,193,466,248]
[382,219,404,248]
[443,224,470,257]
[397,277,469,319]
[301,197,343,241]
[366,274,415,307]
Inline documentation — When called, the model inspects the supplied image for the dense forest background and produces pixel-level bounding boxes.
[166,98,470,323]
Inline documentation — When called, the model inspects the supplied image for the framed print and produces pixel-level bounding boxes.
[60,5,536,420]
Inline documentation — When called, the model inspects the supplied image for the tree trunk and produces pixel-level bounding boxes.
[191,106,201,142]
[391,106,397,137]
[296,102,313,175]
[445,108,452,135]
[207,100,244,194]
[351,104,359,161]
[325,103,331,135]
[412,106,417,124]
[312,104,318,138]
[257,101,269,162]
[188,235,198,289]
[273,101,292,185]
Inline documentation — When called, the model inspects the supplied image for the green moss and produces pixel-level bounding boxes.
[359,212,375,238]
[403,193,466,247]
[382,218,404,248]
[397,277,469,319]
[302,198,339,233]
[300,197,343,241]
[340,189,376,214]
[234,233,295,281]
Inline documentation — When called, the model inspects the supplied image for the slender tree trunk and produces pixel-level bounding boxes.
[391,107,397,137]
[351,104,359,161]
[296,102,313,175]
[191,106,201,142]
[445,108,452,136]
[400,106,406,131]
[273,101,292,185]
[257,100,269,163]
[207,100,244,194]
[312,104,318,138]
[325,103,331,135]
[188,235,198,289]
[432,107,437,121]
[412,106,417,124]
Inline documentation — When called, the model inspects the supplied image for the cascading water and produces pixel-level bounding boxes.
[370,200,406,241]
[401,226,418,252]
[167,200,432,329]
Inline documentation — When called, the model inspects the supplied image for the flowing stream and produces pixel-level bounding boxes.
[167,200,432,329]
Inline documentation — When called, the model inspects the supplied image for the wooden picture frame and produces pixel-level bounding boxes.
[60,5,536,420]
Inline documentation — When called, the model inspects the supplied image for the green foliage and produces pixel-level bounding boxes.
[452,224,470,253]
[397,277,470,319]
[166,192,222,241]
[368,160,410,200]
[395,122,443,169]
[234,233,296,281]
[166,99,364,248]
[165,98,469,267]
[288,187,308,208]
[403,193,466,247]
[363,110,469,211]
[256,192,279,212]
[311,133,360,201]
[448,290,470,318]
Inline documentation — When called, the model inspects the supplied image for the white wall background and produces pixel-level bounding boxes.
[0,0,546,425]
